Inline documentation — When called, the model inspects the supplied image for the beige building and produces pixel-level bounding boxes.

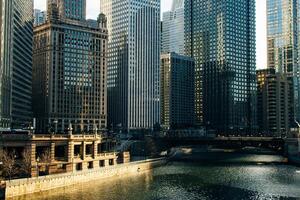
[0,131,118,177]
[257,69,293,136]
[33,1,108,133]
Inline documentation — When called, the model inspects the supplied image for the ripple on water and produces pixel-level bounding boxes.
[17,157,300,200]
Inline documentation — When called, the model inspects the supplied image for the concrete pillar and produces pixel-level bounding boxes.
[93,161,99,169]
[93,141,98,158]
[104,159,109,166]
[30,143,37,177]
[82,142,86,160]
[50,143,55,162]
[68,141,74,162]
[82,162,88,170]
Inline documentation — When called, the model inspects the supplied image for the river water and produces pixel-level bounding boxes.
[17,154,300,200]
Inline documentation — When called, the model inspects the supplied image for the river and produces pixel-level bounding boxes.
[15,154,300,200]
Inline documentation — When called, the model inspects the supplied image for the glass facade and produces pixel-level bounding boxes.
[34,9,46,26]
[267,0,300,124]
[160,53,195,130]
[0,0,33,128]
[185,0,257,133]
[161,0,185,54]
[33,2,108,133]
[47,0,86,21]
[100,0,160,131]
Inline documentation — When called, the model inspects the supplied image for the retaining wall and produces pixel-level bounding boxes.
[5,158,166,198]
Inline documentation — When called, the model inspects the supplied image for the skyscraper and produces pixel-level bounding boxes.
[267,0,300,125]
[34,9,46,26]
[100,0,160,131]
[33,1,108,133]
[47,0,86,21]
[185,0,257,133]
[0,0,33,128]
[160,53,195,130]
[257,68,293,136]
[161,0,185,54]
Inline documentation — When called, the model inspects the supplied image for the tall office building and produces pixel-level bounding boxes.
[100,0,160,131]
[267,0,300,125]
[34,9,46,26]
[185,0,257,133]
[161,0,185,54]
[160,53,195,130]
[0,0,33,128]
[33,1,108,133]
[257,69,293,136]
[47,0,86,21]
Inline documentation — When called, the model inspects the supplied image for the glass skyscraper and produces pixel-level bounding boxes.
[47,0,86,21]
[0,0,33,128]
[161,0,185,54]
[100,0,160,131]
[185,0,257,133]
[267,0,300,125]
[160,53,195,130]
[34,9,46,26]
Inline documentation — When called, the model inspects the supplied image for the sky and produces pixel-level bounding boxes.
[34,0,267,69]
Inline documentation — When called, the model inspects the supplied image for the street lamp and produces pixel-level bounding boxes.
[53,120,58,134]
[36,157,40,177]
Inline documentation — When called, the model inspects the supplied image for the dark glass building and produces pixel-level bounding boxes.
[267,0,300,126]
[160,53,195,130]
[0,0,33,128]
[257,69,293,136]
[185,0,257,133]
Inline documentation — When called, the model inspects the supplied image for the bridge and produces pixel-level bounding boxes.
[161,136,285,152]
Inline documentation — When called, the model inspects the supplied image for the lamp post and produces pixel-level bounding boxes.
[53,120,58,134]
[36,157,40,177]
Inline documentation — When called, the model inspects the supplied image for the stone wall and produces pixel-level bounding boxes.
[5,158,166,198]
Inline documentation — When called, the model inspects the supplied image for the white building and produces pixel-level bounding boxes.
[100,0,160,131]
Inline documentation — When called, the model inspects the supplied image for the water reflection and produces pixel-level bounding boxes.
[13,155,300,200]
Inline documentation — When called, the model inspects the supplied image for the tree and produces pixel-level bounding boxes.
[1,150,16,180]
[19,149,32,178]
[40,149,51,174]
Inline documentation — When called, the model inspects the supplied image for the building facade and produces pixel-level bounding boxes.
[100,0,160,131]
[47,0,86,21]
[257,69,293,136]
[185,0,257,133]
[160,53,195,130]
[267,0,300,126]
[34,9,46,26]
[33,1,108,133]
[0,131,117,177]
[0,0,33,128]
[161,0,185,54]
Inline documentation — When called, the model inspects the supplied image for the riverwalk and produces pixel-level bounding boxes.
[4,158,167,199]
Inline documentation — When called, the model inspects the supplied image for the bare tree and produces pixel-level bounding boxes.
[1,150,16,180]
[20,149,32,178]
[40,149,52,174]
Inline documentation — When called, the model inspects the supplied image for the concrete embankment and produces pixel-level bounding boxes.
[5,158,166,199]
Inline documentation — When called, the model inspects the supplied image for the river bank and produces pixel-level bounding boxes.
[4,158,167,199]
[10,154,300,200]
